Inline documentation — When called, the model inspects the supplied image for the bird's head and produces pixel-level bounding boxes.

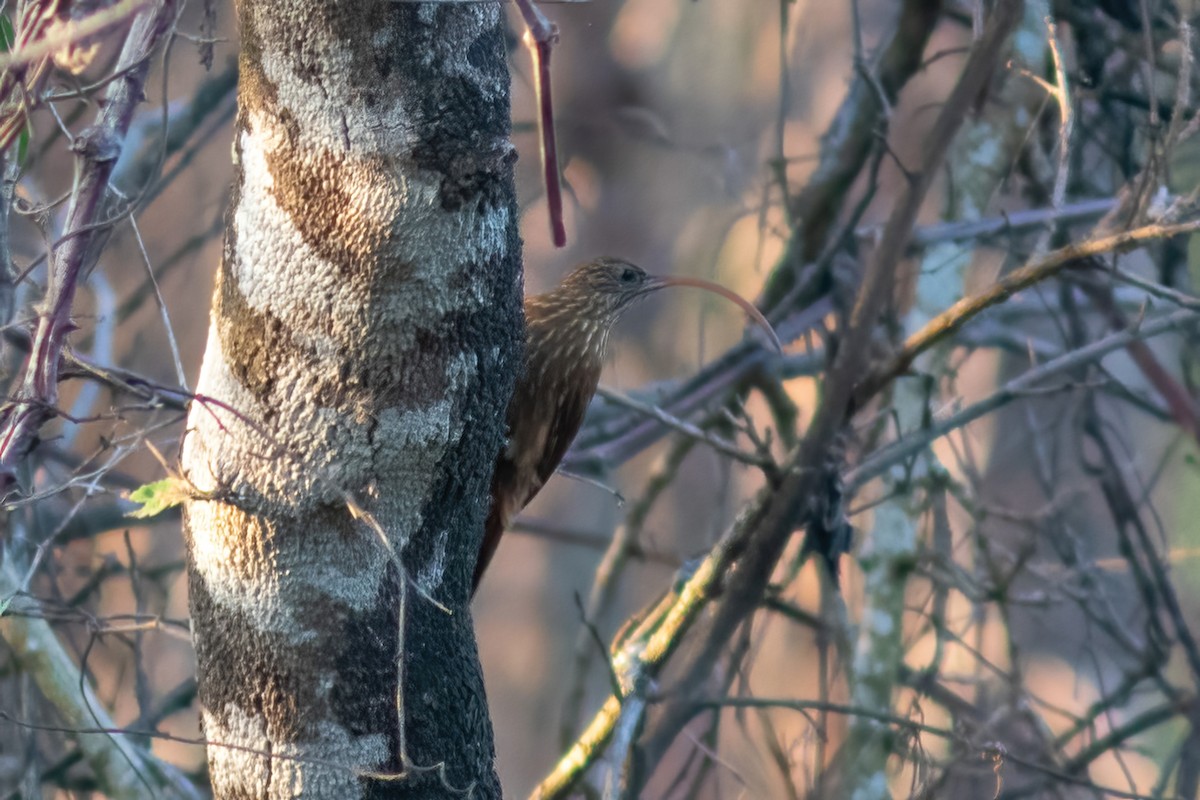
[554,257,666,322]
[538,256,781,352]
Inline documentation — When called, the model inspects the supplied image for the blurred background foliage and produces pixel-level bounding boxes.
[2,0,1200,798]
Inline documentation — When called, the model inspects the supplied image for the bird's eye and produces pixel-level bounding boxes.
[619,267,640,284]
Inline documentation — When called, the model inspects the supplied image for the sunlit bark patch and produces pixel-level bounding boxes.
[204,703,389,800]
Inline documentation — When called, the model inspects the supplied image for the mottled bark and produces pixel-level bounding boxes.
[180,1,521,797]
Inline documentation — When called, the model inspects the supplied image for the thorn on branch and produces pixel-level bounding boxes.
[70,126,121,162]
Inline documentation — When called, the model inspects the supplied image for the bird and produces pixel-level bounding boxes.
[472,256,780,596]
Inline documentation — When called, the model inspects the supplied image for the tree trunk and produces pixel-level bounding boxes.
[180,1,521,796]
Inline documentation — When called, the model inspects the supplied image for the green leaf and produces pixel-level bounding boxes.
[0,16,14,54]
[16,125,27,166]
[126,478,188,519]
[1169,135,1200,196]
[1187,233,1200,292]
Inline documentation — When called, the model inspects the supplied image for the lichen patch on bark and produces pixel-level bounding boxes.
[204,703,389,800]
[186,504,389,636]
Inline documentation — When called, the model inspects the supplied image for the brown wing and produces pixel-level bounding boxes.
[472,356,600,596]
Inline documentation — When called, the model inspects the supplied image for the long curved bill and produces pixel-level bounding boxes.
[650,275,783,353]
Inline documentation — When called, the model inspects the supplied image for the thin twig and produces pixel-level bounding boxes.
[0,0,178,495]
[847,306,1200,488]
[857,218,1200,403]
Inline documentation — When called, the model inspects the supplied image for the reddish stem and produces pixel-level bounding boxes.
[514,0,566,247]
